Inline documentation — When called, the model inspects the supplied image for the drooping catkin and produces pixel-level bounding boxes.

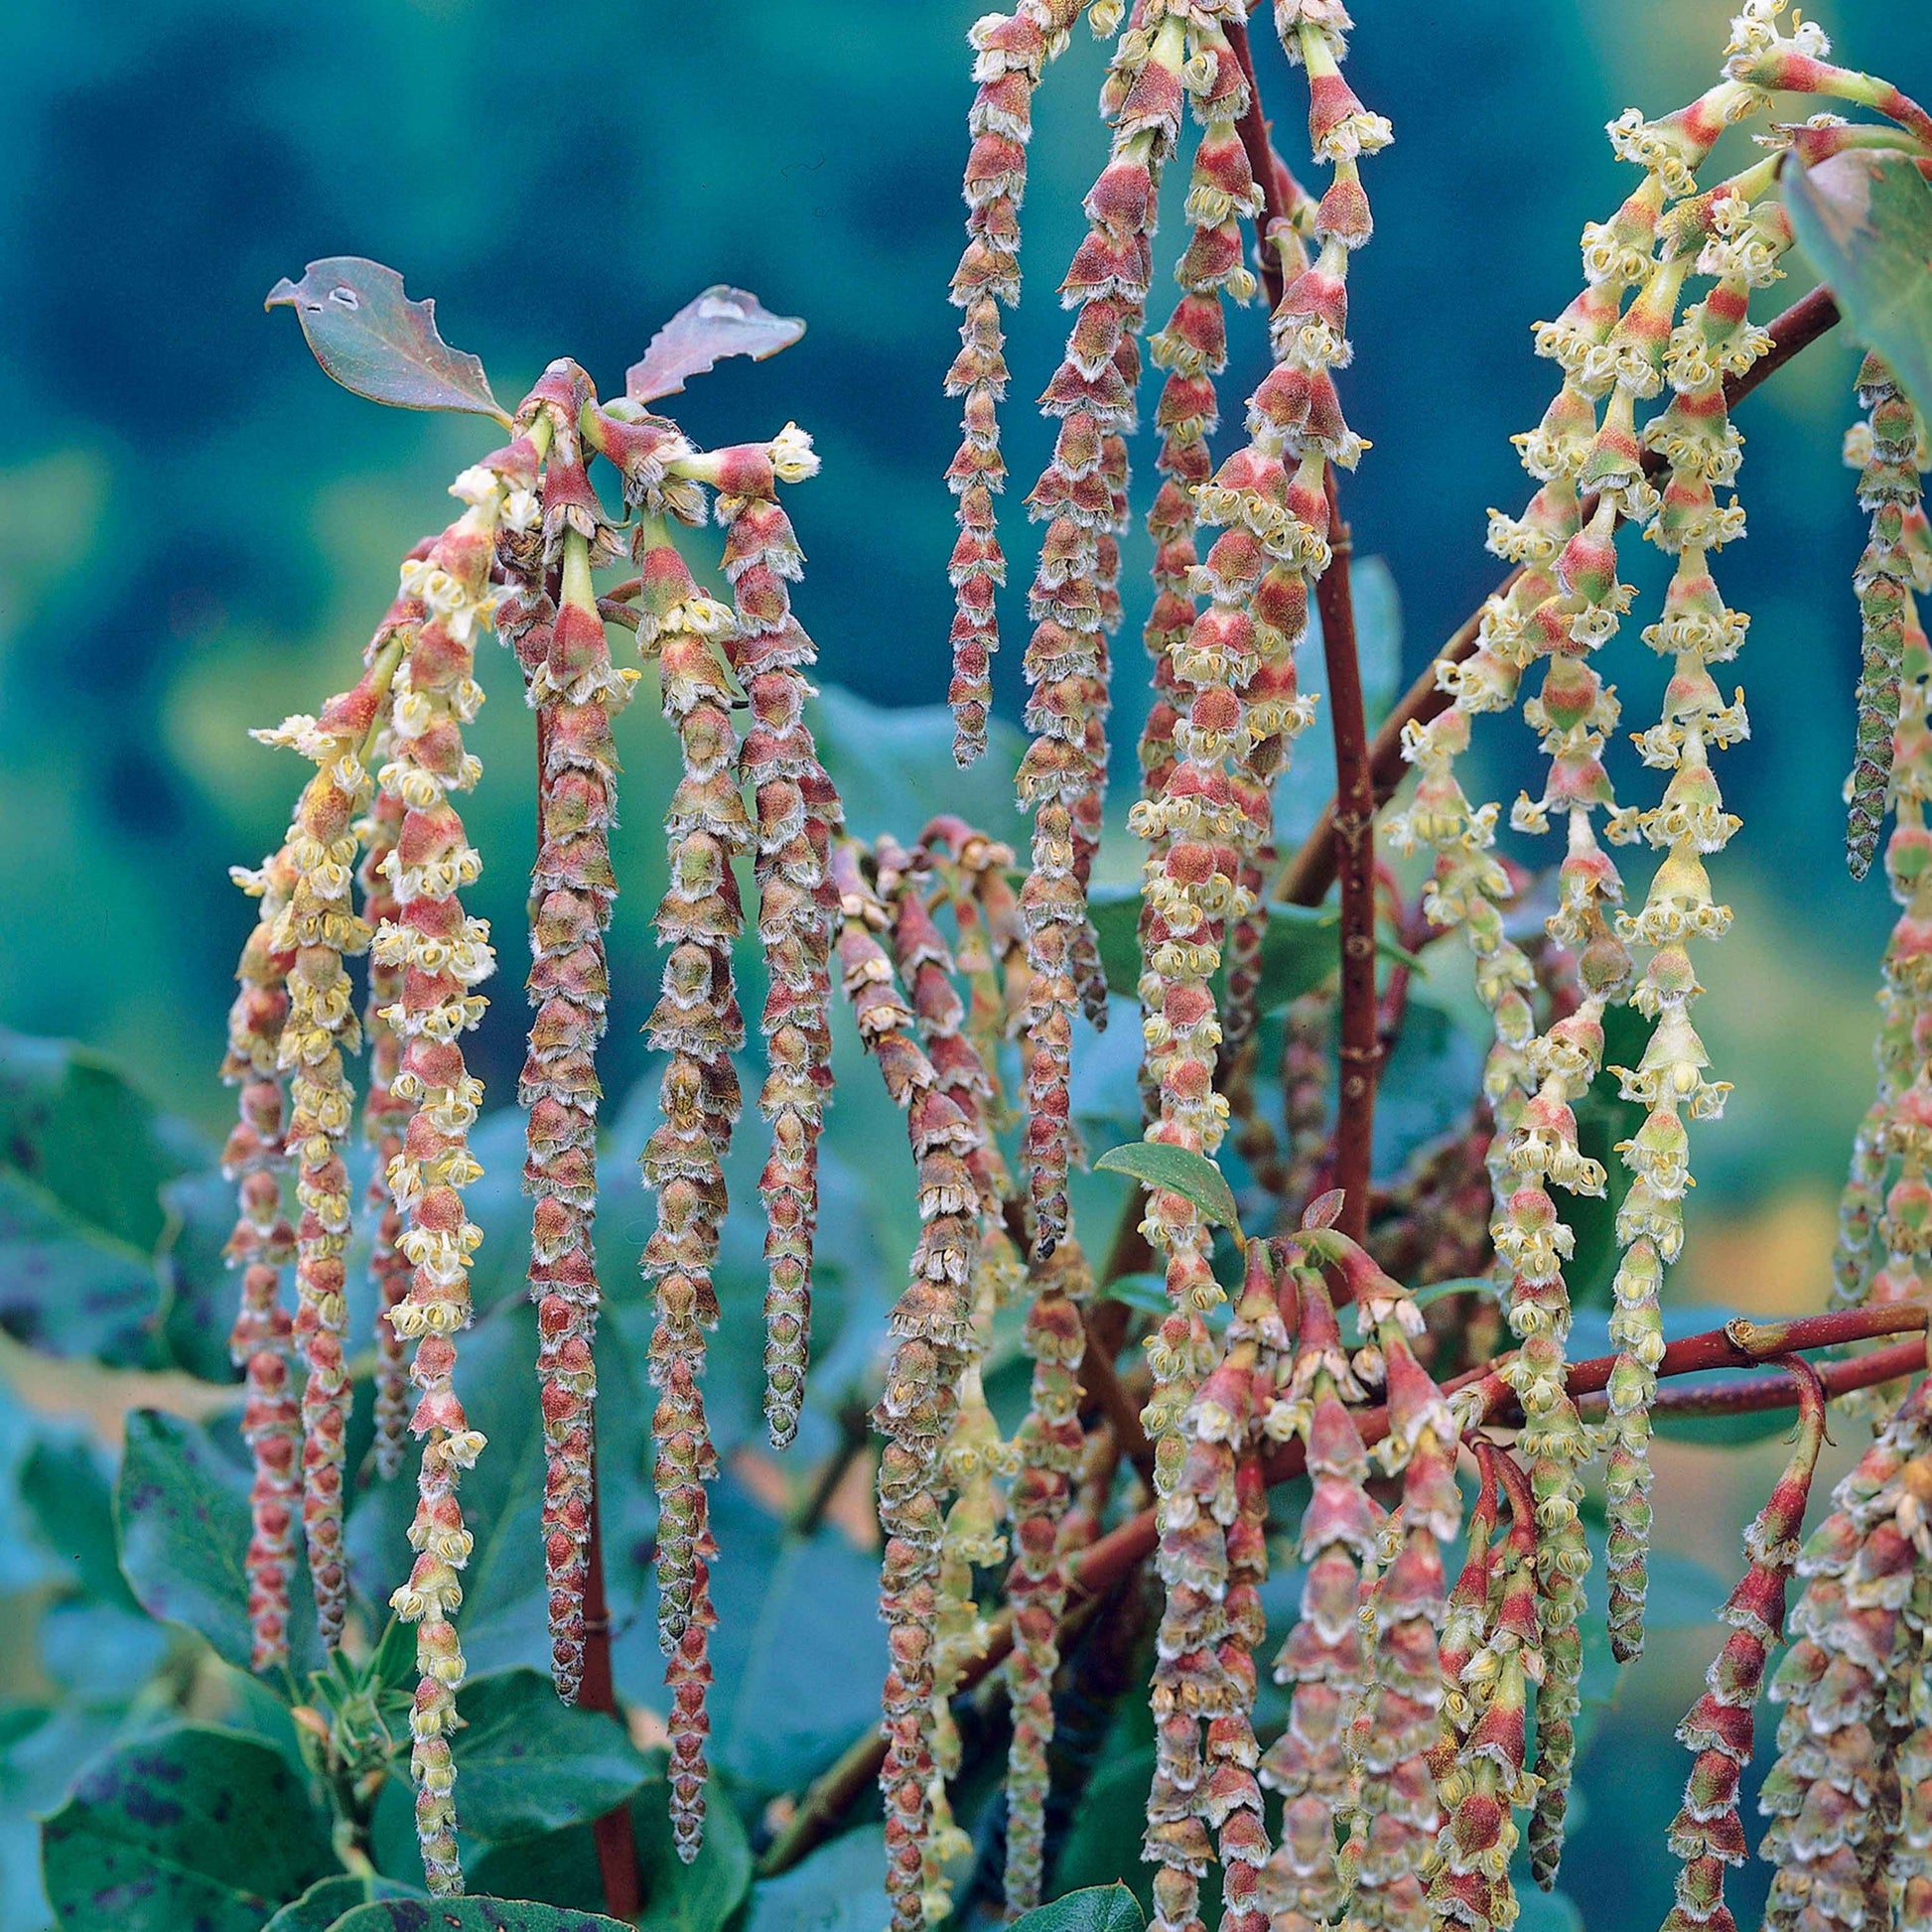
[1428,1443,1543,1932]
[1257,1270,1377,1932]
[710,437,844,1450]
[513,372,632,1705]
[1334,1242,1463,1930]
[1844,355,1927,878]
[1759,1372,1932,1931]
[945,0,1088,765]
[632,510,749,1863]
[1831,373,1932,1357]
[370,466,513,1894]
[877,833,1019,1923]
[252,635,401,1644]
[1015,5,1191,1256]
[220,845,302,1672]
[1662,1360,1825,1932]
[359,787,413,1478]
[1003,1240,1092,1915]
[834,840,990,1932]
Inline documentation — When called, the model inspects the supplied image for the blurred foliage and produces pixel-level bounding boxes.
[3,1,1932,1928]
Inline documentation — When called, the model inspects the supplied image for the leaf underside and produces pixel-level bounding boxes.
[626,285,805,402]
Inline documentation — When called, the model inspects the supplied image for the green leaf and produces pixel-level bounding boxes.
[807,685,1029,852]
[467,1778,752,1929]
[632,1773,754,1932]
[0,1030,207,1365]
[0,1028,204,1254]
[1050,1748,1157,1910]
[741,1827,888,1932]
[154,1169,247,1382]
[117,1409,328,1678]
[40,1725,336,1932]
[707,1480,889,1800]
[1093,1143,1240,1234]
[325,1901,632,1932]
[19,1434,138,1613]
[1011,1884,1147,1932]
[627,286,805,402]
[266,258,505,419]
[1784,151,1932,418]
[453,1670,650,1842]
[1096,1272,1170,1317]
[261,1873,422,1932]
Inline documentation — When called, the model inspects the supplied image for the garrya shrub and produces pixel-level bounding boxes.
[9,4,1932,1932]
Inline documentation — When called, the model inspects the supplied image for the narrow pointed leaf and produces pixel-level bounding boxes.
[266,257,505,419]
[1094,1142,1240,1233]
[626,286,804,402]
[1783,151,1932,416]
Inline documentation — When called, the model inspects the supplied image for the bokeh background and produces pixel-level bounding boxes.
[2,0,1931,1926]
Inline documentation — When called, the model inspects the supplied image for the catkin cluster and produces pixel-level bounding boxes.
[1663,1362,1825,1932]
[1759,1372,1932,1930]
[1834,363,1932,1357]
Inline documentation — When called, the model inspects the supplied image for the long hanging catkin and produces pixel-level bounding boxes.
[220,845,302,1672]
[370,461,515,1893]
[710,437,843,1449]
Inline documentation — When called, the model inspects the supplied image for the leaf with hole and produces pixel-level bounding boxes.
[1093,1143,1240,1234]
[266,258,505,419]
[1784,150,1932,418]
[40,1725,337,1932]
[627,286,806,402]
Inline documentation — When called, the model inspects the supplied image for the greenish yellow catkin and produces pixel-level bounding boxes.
[1845,355,1926,878]
[1759,1373,1932,1932]
[1831,370,1932,1368]
[1428,1443,1543,1932]
[1661,1362,1824,1932]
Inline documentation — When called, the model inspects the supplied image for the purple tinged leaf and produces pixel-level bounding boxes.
[266,257,506,420]
[627,286,805,402]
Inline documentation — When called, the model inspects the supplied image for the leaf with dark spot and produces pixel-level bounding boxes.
[41,1725,336,1932]
[266,257,506,419]
[261,1873,423,1931]
[116,1409,328,1676]
[626,286,804,402]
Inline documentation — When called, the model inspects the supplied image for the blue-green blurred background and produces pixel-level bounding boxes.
[1,1,1929,1926]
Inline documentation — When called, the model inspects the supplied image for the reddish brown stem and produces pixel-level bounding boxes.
[1317,469,1377,1241]
[1272,283,1843,908]
[578,1442,643,1919]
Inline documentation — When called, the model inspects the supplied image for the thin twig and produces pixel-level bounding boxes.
[1316,471,1377,1240]
[761,1295,1926,1874]
[579,1441,644,1919]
